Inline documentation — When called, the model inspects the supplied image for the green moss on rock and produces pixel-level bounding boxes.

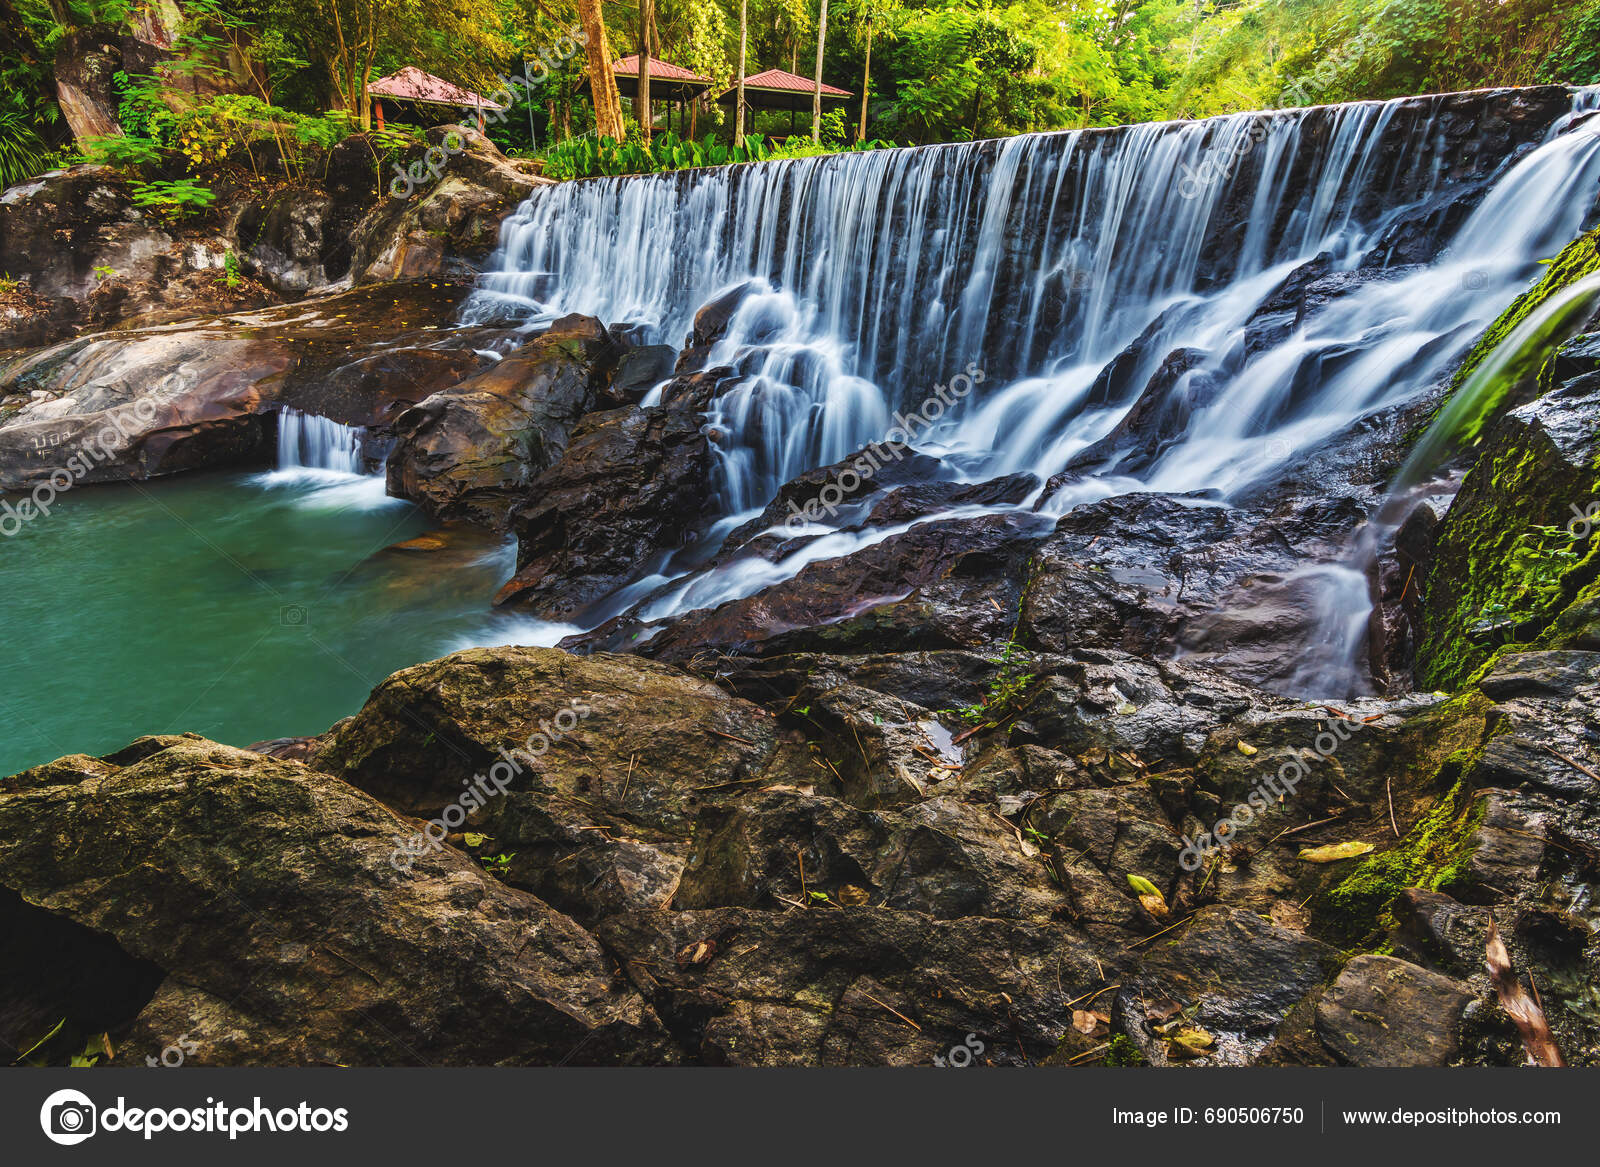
[1449,226,1600,396]
[1315,777,1487,943]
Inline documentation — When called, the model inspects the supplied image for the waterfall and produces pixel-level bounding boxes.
[252,407,401,512]
[275,407,367,476]
[467,88,1600,679]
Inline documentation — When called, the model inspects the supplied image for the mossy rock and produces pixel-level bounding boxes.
[1314,777,1489,944]
[1417,328,1600,690]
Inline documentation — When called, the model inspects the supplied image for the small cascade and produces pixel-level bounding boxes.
[254,407,400,512]
[275,407,368,476]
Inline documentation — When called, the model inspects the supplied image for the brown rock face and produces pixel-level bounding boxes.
[0,736,670,1066]
[385,316,619,526]
[1316,954,1472,1066]
[493,404,713,617]
[0,282,481,492]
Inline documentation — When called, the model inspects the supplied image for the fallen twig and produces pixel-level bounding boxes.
[858,990,921,1031]
[1544,745,1600,785]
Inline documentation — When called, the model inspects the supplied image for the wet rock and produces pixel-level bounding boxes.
[315,646,805,837]
[609,511,1052,662]
[608,343,678,404]
[1418,350,1600,690]
[493,404,713,617]
[688,280,763,348]
[596,906,1111,1066]
[1390,888,1492,978]
[0,737,670,1065]
[386,316,617,525]
[1020,492,1373,692]
[0,282,479,491]
[1316,954,1472,1066]
[1128,907,1338,1062]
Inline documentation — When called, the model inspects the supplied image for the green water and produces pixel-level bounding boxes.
[0,467,540,776]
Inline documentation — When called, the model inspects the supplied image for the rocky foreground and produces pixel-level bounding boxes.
[3,94,1600,1067]
[4,285,1600,1065]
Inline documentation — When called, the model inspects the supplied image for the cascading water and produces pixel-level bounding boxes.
[254,407,399,512]
[466,88,1600,690]
[274,407,367,476]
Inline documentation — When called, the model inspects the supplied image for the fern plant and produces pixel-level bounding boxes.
[0,110,49,190]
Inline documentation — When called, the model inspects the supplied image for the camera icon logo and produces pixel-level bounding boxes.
[1462,269,1489,291]
[279,604,308,627]
[40,1088,97,1145]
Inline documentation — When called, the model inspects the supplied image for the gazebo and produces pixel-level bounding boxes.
[716,68,852,133]
[368,66,506,131]
[579,55,713,134]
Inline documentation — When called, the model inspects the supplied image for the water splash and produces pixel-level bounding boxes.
[253,407,399,511]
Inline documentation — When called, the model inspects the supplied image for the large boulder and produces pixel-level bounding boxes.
[0,736,670,1065]
[1417,334,1600,689]
[385,315,619,526]
[492,403,714,618]
[0,165,276,347]
[349,126,552,285]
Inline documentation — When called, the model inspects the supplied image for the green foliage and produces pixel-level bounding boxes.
[0,109,50,189]
[1539,0,1600,81]
[129,177,217,220]
[950,636,1036,733]
[1316,778,1486,942]
[222,249,243,289]
[1170,0,1590,114]
[538,128,892,181]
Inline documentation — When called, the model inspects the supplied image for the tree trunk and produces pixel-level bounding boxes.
[857,26,872,142]
[812,0,829,143]
[735,0,748,143]
[53,29,124,144]
[578,0,625,140]
[636,0,653,140]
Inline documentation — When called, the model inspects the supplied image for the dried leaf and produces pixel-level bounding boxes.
[1071,1009,1108,1037]
[1297,841,1376,863]
[836,885,870,906]
[1486,918,1564,1067]
[1144,998,1184,1024]
[1138,893,1170,920]
[675,938,717,967]
[1236,740,1258,756]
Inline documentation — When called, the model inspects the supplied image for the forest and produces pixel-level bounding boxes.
[4,0,1600,191]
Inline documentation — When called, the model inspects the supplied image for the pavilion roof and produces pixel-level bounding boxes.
[368,66,505,110]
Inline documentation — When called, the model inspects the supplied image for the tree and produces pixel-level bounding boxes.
[845,0,901,140]
[735,0,748,141]
[637,0,654,140]
[578,0,625,138]
[811,0,829,142]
